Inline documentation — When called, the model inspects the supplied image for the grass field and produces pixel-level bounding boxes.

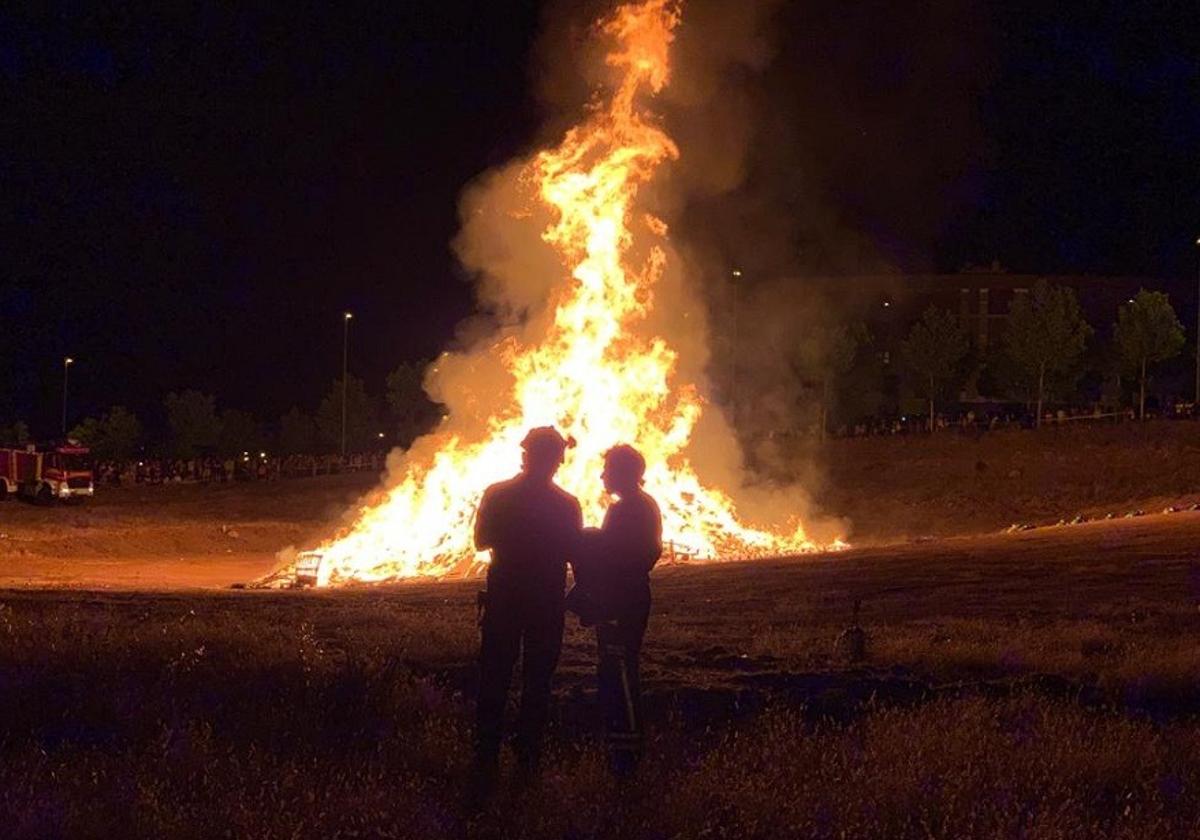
[2,422,1200,837]
[3,514,1200,837]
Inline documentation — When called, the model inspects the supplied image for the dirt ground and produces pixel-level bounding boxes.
[0,472,377,587]
[4,508,1200,717]
[0,420,1197,589]
[814,420,1200,541]
[4,425,1200,836]
[3,510,1200,837]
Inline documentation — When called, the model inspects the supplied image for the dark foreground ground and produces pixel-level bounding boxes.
[3,423,1200,837]
[3,512,1200,838]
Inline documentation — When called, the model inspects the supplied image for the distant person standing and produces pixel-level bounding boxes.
[472,427,582,794]
[571,444,662,775]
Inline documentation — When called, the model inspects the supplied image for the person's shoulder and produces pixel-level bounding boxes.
[481,475,521,500]
[550,482,582,511]
[636,489,661,515]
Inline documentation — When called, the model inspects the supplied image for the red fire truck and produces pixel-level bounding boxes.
[0,441,94,503]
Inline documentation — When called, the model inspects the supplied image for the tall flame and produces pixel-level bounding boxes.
[296,0,832,587]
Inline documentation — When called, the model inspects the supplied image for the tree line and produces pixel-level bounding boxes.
[0,362,443,462]
[1,285,1188,455]
[792,283,1187,434]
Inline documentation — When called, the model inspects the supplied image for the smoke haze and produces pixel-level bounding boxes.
[399,0,991,543]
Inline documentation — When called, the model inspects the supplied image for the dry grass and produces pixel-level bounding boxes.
[4,423,1200,834]
[4,514,1200,838]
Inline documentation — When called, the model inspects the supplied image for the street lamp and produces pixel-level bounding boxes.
[342,312,353,458]
[61,356,74,435]
[730,270,742,425]
[1194,238,1199,407]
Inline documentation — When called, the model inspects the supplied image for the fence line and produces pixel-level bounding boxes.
[92,452,387,487]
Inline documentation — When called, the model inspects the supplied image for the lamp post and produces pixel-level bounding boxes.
[730,269,741,425]
[342,312,353,458]
[61,356,74,435]
[1194,238,1199,407]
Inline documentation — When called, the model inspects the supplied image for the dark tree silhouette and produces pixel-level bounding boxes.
[1115,290,1185,419]
[901,306,969,431]
[1000,280,1092,426]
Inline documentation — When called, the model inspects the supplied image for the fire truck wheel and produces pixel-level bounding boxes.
[36,484,54,505]
[0,483,7,501]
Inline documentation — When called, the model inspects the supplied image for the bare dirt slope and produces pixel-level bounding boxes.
[0,420,1198,588]
[816,420,1200,540]
[0,473,377,587]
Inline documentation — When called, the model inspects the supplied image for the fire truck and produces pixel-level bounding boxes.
[0,441,94,503]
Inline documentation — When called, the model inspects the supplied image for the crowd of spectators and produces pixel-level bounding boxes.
[79,398,1200,483]
[92,452,387,487]
[827,400,1198,439]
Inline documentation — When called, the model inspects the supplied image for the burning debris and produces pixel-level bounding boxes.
[293,551,323,588]
[266,0,840,589]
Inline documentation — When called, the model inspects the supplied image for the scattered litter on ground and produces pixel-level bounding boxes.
[1003,501,1198,536]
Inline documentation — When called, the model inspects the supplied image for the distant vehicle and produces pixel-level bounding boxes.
[0,441,94,503]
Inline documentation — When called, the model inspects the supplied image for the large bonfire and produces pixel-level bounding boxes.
[282,0,836,587]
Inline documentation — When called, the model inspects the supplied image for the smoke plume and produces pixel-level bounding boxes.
[439,0,845,541]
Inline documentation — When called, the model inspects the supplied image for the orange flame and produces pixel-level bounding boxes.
[292,0,835,587]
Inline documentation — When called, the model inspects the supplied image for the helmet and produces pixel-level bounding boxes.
[520,426,574,461]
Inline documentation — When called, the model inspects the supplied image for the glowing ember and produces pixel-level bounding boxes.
[286,0,837,587]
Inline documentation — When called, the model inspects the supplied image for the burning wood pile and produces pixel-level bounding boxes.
[264,0,843,589]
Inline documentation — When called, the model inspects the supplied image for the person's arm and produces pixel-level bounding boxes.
[643,495,663,573]
[474,487,496,551]
[565,497,585,568]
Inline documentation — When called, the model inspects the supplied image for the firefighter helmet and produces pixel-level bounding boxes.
[520,426,573,461]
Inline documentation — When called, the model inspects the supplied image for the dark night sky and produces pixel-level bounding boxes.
[2,0,1198,437]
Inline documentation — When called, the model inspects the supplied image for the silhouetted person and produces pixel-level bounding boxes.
[572,444,662,775]
[472,426,582,794]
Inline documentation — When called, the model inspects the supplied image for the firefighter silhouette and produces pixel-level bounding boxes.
[568,444,662,775]
[472,427,582,788]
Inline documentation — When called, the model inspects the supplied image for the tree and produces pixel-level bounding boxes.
[385,361,442,448]
[1000,280,1093,426]
[218,408,263,455]
[278,407,317,455]
[69,406,142,460]
[315,376,379,453]
[1114,289,1185,419]
[791,323,870,439]
[164,390,220,458]
[0,420,30,445]
[901,306,969,431]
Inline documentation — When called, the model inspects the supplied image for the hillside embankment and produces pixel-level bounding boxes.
[816,420,1200,542]
[0,420,1197,586]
